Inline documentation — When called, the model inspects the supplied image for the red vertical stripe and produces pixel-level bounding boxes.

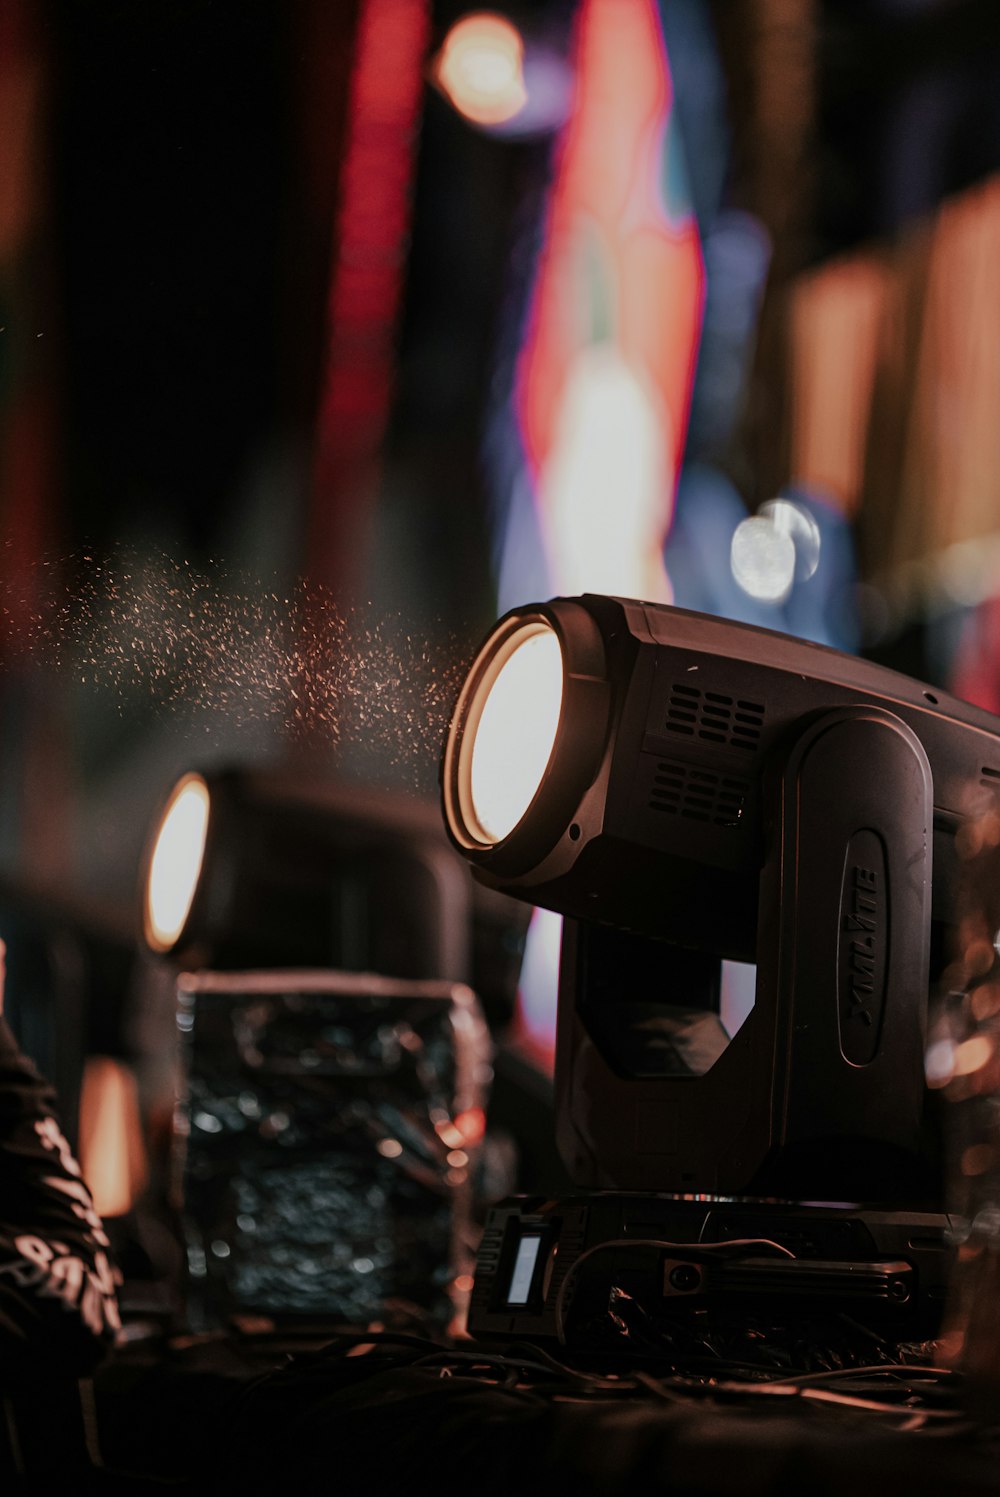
[309,0,430,605]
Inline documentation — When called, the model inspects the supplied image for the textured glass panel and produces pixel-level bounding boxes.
[174,971,491,1332]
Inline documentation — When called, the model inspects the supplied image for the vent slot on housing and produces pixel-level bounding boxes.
[665,683,764,753]
[649,760,750,828]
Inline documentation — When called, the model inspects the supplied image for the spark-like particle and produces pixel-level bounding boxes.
[0,546,473,788]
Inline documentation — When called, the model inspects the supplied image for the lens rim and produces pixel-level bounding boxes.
[442,599,611,875]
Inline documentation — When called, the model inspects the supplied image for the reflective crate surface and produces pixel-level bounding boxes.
[174,970,491,1331]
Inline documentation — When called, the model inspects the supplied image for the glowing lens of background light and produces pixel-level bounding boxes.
[145,773,211,952]
[730,514,797,603]
[435,12,528,127]
[467,625,563,844]
[760,497,821,581]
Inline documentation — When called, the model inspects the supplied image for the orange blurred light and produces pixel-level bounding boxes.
[435,1118,466,1149]
[435,12,527,126]
[455,1106,487,1145]
[78,1056,147,1219]
[954,1034,994,1076]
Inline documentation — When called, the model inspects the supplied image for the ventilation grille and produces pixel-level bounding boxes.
[471,1224,504,1311]
[650,760,750,827]
[548,1221,587,1308]
[665,683,765,752]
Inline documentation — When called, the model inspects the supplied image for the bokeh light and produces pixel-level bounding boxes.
[760,498,821,581]
[731,496,825,606]
[730,515,796,603]
[435,13,528,127]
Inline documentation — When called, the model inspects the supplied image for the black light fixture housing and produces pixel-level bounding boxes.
[140,767,527,1027]
[442,593,1000,1205]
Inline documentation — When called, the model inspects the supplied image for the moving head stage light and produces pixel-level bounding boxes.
[442,595,1000,1349]
[141,768,526,1026]
[143,770,469,976]
[140,772,509,1336]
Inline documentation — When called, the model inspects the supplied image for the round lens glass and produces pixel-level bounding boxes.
[468,625,563,843]
[145,774,211,951]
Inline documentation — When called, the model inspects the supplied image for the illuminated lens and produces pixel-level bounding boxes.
[467,625,563,843]
[145,774,211,952]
